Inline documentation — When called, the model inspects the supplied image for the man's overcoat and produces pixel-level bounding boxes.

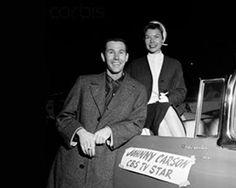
[47,72,147,188]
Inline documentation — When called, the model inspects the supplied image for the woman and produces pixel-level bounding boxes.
[125,20,186,136]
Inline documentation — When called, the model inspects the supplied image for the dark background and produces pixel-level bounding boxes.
[40,1,236,187]
[43,0,236,97]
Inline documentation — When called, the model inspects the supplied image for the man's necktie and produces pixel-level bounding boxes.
[105,80,119,107]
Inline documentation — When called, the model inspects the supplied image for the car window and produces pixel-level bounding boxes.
[195,78,225,137]
[230,77,236,138]
[217,72,236,150]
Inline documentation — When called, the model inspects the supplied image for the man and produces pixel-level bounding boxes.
[47,37,147,188]
[125,21,186,136]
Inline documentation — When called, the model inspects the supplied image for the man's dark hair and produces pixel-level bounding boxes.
[104,37,128,53]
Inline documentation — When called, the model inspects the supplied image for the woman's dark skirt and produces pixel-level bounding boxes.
[144,102,170,135]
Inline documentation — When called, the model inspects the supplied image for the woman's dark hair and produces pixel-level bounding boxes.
[143,21,168,45]
[144,22,165,39]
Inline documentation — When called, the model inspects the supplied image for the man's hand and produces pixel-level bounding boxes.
[94,126,112,146]
[77,128,95,157]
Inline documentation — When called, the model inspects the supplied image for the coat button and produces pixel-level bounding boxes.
[79,164,85,169]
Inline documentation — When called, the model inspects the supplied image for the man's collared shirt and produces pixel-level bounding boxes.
[105,73,125,107]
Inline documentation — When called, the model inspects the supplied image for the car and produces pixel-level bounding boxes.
[113,70,236,188]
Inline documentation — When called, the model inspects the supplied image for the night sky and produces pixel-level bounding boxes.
[43,0,236,99]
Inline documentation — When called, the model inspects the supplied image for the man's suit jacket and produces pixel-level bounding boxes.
[125,55,187,115]
[47,72,147,188]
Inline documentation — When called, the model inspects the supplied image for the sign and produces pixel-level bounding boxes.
[119,147,195,187]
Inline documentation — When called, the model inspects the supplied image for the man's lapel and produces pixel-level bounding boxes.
[89,73,106,116]
[89,74,135,126]
[106,75,134,112]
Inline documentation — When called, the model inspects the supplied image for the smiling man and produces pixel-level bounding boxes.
[47,37,147,188]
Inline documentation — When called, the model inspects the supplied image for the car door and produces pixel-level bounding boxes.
[114,71,236,188]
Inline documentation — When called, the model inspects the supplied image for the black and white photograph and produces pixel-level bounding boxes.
[40,1,236,188]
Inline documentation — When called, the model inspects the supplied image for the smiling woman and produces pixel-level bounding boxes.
[113,70,236,188]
